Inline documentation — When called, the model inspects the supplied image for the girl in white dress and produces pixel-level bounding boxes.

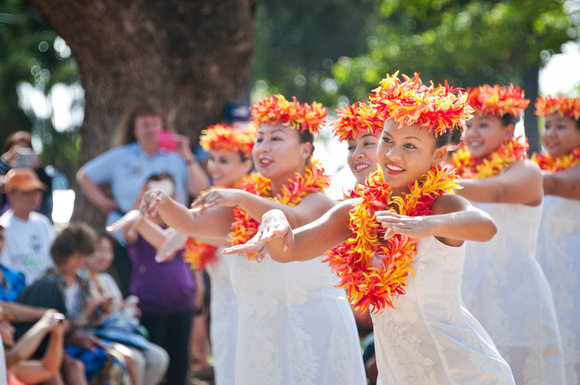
[138,94,366,385]
[226,73,515,385]
[533,96,580,385]
[452,85,565,385]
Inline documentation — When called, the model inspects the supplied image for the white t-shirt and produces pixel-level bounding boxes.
[0,211,55,286]
[0,344,7,385]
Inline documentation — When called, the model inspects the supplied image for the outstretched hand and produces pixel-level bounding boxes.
[140,189,170,217]
[190,189,242,215]
[106,210,141,238]
[222,209,293,262]
[375,211,433,239]
[155,229,188,263]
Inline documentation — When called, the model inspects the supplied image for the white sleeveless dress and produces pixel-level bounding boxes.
[372,236,515,385]
[206,248,237,385]
[537,195,580,385]
[463,202,565,385]
[229,254,366,385]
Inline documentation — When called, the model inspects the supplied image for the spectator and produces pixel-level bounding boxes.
[0,132,56,221]
[0,168,54,286]
[16,223,133,384]
[0,224,26,302]
[87,232,169,385]
[76,101,209,296]
[2,308,66,384]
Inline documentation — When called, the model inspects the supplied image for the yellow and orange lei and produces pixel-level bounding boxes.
[229,160,330,259]
[200,123,254,156]
[532,148,580,172]
[467,84,529,118]
[332,100,383,141]
[452,137,529,179]
[250,94,328,134]
[535,96,580,121]
[323,166,459,313]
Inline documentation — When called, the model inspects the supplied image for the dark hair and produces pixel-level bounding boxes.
[500,113,520,127]
[50,223,97,266]
[145,172,175,184]
[114,101,171,146]
[3,131,33,154]
[97,230,117,249]
[576,118,580,130]
[435,126,463,149]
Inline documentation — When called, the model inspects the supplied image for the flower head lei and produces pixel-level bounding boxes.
[332,100,384,141]
[535,95,580,121]
[250,94,328,134]
[369,72,473,137]
[467,84,530,119]
[200,123,254,156]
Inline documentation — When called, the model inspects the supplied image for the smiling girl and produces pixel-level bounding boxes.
[452,84,564,385]
[225,73,515,384]
[134,95,366,385]
[534,96,580,385]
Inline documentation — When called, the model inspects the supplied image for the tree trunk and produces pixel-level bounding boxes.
[523,65,540,154]
[25,0,257,227]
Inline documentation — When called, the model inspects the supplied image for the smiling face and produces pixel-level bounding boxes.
[252,123,312,184]
[347,132,380,183]
[464,114,514,159]
[541,113,580,157]
[207,150,253,188]
[377,120,447,196]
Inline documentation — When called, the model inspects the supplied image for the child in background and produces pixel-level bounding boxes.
[86,232,169,385]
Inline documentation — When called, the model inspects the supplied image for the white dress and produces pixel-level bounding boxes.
[372,236,515,385]
[463,202,565,385]
[537,195,580,385]
[229,254,366,385]
[206,248,238,385]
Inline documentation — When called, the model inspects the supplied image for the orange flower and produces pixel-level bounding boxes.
[324,166,459,313]
[369,72,473,137]
[452,136,529,178]
[200,123,254,156]
[535,96,580,121]
[467,84,530,119]
[532,147,580,172]
[183,238,218,270]
[332,101,384,141]
[230,161,330,260]
[250,94,328,134]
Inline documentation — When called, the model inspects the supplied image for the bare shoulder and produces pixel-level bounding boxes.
[300,191,338,210]
[505,159,542,179]
[431,194,472,215]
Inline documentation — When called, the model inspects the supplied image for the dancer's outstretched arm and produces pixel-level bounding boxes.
[542,164,580,200]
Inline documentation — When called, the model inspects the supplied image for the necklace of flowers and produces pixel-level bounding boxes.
[229,160,330,260]
[452,136,528,179]
[532,148,580,172]
[323,166,459,313]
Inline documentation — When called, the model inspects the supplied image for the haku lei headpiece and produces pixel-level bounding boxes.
[230,160,330,259]
[467,84,530,119]
[200,123,254,156]
[452,136,529,179]
[324,166,459,313]
[532,148,580,172]
[250,94,328,134]
[369,72,473,137]
[535,96,580,121]
[332,101,384,141]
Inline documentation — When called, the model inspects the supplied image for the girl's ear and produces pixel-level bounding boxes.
[503,123,515,141]
[432,145,447,167]
[300,142,313,161]
[242,158,253,174]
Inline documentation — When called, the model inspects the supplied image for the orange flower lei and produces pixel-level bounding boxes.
[183,238,218,270]
[452,137,529,178]
[532,148,580,172]
[369,72,473,137]
[200,123,254,156]
[467,84,530,118]
[229,160,330,259]
[250,94,328,134]
[332,101,383,141]
[323,166,459,313]
[535,96,580,121]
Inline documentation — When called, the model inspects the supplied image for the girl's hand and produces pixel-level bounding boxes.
[106,209,141,238]
[140,189,170,217]
[155,229,188,263]
[222,234,268,262]
[191,189,242,215]
[375,211,434,239]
